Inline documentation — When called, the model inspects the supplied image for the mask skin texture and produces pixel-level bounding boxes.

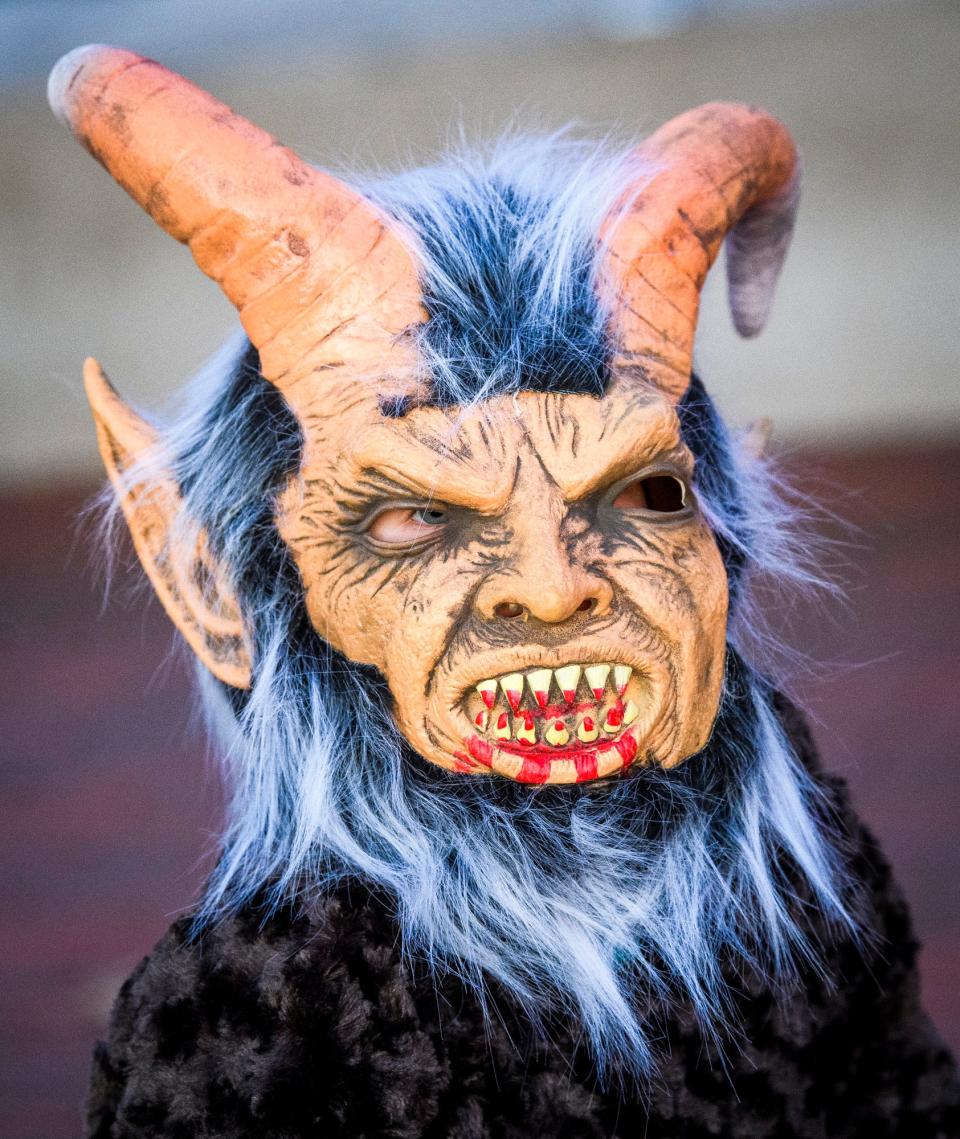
[278,376,728,783]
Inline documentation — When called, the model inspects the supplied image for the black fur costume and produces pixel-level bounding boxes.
[87,703,960,1138]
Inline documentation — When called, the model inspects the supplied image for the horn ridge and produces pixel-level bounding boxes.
[48,44,424,397]
[601,101,800,401]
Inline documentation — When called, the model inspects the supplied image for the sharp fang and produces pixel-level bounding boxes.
[584,663,611,699]
[476,679,497,709]
[526,668,552,708]
[500,673,524,712]
[602,706,623,734]
[474,710,489,732]
[515,712,536,745]
[622,700,639,725]
[544,719,570,747]
[554,664,581,703]
[577,714,598,743]
[494,710,512,740]
[613,664,632,695]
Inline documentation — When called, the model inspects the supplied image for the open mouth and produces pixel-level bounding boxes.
[458,662,654,783]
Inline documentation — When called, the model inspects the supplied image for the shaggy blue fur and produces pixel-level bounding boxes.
[101,137,857,1081]
[360,135,642,406]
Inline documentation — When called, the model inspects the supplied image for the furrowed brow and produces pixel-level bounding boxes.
[351,460,514,513]
[548,421,689,502]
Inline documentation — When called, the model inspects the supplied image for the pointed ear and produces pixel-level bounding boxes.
[84,358,252,689]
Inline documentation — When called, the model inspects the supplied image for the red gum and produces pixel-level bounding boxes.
[496,711,509,730]
[615,733,638,766]
[453,749,483,773]
[480,690,496,709]
[533,690,549,708]
[517,754,552,784]
[562,689,577,703]
[499,739,588,757]
[467,736,493,767]
[494,733,629,760]
[462,731,638,781]
[505,689,522,713]
[574,751,599,781]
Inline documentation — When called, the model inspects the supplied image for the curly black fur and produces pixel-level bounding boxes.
[86,703,960,1138]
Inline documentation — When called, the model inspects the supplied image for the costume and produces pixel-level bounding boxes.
[87,707,957,1137]
[49,45,959,1137]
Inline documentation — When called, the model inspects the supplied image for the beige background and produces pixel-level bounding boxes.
[1,0,958,487]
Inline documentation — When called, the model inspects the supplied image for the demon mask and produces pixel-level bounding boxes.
[53,46,854,1078]
[51,45,798,786]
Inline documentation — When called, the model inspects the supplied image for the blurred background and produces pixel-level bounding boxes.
[1,0,958,1134]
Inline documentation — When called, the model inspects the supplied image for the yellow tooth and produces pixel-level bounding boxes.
[474,710,490,732]
[577,714,599,743]
[514,714,537,745]
[584,664,611,697]
[544,719,570,747]
[602,706,623,734]
[476,679,498,709]
[526,668,553,707]
[613,664,632,694]
[554,664,581,702]
[493,711,512,740]
[622,700,639,725]
[500,673,524,712]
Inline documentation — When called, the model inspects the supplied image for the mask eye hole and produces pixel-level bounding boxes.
[368,505,449,545]
[612,474,687,513]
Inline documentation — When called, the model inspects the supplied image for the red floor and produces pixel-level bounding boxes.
[1,443,958,1137]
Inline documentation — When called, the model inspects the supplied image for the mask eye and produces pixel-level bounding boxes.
[368,504,449,545]
[612,474,687,513]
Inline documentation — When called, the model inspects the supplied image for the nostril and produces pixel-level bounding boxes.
[494,602,525,619]
[577,598,595,613]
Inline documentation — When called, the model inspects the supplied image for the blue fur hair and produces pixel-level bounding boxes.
[103,135,856,1082]
[359,135,635,407]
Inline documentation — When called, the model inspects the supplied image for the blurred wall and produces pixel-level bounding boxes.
[1,0,958,487]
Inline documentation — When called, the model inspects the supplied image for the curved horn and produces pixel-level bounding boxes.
[48,45,423,394]
[601,102,800,401]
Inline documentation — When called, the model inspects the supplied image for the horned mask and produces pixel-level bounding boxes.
[51,45,799,785]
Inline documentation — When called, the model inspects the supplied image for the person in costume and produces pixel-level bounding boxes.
[49,45,959,1138]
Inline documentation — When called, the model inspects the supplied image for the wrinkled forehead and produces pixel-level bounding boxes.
[298,373,685,508]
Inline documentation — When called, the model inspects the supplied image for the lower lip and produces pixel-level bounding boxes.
[464,729,639,783]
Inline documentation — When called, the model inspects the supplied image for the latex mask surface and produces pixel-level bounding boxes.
[50,46,799,785]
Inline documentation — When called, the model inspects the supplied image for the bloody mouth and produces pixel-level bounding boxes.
[457,662,653,783]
